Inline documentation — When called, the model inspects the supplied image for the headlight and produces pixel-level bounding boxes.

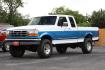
[28,29,39,36]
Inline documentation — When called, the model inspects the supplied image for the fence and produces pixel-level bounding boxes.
[96,29,105,46]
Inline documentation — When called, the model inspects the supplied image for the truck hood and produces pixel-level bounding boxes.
[7,25,56,31]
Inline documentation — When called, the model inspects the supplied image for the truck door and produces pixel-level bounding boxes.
[54,16,79,44]
[67,17,79,43]
[56,17,69,40]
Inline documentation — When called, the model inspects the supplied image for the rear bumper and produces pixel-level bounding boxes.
[5,39,41,45]
[92,37,99,41]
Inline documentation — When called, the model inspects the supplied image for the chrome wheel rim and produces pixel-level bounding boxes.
[44,43,51,55]
[87,42,92,51]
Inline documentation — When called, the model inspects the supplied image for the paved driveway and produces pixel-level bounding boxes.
[0,47,105,70]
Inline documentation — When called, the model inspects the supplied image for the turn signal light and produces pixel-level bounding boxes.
[28,33,38,36]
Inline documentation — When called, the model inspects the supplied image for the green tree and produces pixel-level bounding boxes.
[0,0,8,23]
[49,6,91,26]
[0,10,8,23]
[7,12,30,26]
[0,0,30,26]
[91,9,105,28]
[3,0,23,26]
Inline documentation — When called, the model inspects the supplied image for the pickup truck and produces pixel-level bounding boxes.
[5,15,99,58]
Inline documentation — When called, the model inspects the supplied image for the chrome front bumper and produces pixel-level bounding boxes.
[5,39,41,45]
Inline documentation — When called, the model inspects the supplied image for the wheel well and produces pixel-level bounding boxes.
[85,34,93,39]
[41,35,52,41]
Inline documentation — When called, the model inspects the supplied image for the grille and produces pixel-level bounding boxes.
[9,31,28,37]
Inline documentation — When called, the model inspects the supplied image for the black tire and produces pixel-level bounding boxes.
[81,38,93,54]
[9,46,25,57]
[2,43,9,52]
[2,46,7,52]
[56,46,67,54]
[37,39,53,58]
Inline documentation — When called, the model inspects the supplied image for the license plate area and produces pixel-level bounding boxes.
[13,41,19,46]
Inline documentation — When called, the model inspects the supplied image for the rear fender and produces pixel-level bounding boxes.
[84,33,93,41]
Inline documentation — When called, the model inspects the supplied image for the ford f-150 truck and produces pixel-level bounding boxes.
[5,15,99,58]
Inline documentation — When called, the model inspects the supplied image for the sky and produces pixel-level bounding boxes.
[18,0,105,17]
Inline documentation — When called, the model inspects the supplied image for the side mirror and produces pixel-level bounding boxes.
[63,22,68,26]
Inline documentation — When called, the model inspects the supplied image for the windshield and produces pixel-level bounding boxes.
[29,16,57,25]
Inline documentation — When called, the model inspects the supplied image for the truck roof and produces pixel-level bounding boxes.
[34,15,74,17]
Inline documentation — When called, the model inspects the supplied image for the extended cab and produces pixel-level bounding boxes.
[6,15,99,58]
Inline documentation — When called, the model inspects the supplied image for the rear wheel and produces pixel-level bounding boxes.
[56,46,67,54]
[9,46,25,57]
[37,39,53,58]
[81,38,93,54]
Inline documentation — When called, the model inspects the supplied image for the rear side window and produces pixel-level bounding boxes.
[69,17,76,27]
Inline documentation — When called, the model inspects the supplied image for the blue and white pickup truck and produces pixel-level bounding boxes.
[5,15,99,58]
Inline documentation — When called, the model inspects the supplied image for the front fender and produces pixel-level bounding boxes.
[39,32,53,39]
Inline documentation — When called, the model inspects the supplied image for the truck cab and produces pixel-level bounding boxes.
[6,15,99,58]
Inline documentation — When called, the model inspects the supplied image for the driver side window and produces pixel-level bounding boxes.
[57,17,68,27]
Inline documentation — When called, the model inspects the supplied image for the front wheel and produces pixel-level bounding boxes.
[37,39,53,58]
[9,46,25,57]
[81,38,93,54]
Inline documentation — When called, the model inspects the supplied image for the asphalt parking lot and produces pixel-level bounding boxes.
[0,47,105,70]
